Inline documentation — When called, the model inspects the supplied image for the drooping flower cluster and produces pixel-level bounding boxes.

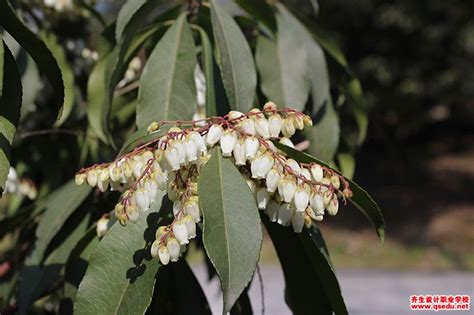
[76,102,352,265]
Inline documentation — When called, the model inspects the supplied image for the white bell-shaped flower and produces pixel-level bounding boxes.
[240,119,256,135]
[279,137,295,148]
[293,114,304,130]
[310,193,325,215]
[86,169,98,187]
[323,190,333,205]
[255,118,270,139]
[185,137,198,162]
[184,197,200,222]
[228,110,244,120]
[233,140,246,165]
[263,101,277,111]
[96,216,109,237]
[190,132,207,153]
[75,173,86,185]
[301,168,311,181]
[165,146,181,171]
[311,164,324,182]
[278,178,296,203]
[330,175,341,189]
[172,200,182,216]
[172,220,189,245]
[151,240,160,258]
[265,168,281,193]
[97,169,110,192]
[145,180,158,203]
[158,245,170,265]
[174,140,186,165]
[256,188,269,210]
[167,237,181,262]
[131,159,144,178]
[153,170,168,191]
[252,154,274,179]
[327,198,339,216]
[126,204,139,222]
[220,129,237,157]
[291,211,305,233]
[135,188,151,211]
[268,115,282,137]
[244,137,259,160]
[265,200,280,222]
[184,215,196,238]
[294,186,310,212]
[277,203,292,226]
[282,118,296,138]
[286,159,301,174]
[206,124,224,146]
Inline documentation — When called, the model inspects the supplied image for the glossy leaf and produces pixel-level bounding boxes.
[0,0,64,120]
[263,218,334,314]
[0,41,22,193]
[17,213,90,315]
[255,8,311,110]
[41,32,75,127]
[198,148,262,314]
[275,143,386,242]
[146,260,212,315]
[210,1,256,112]
[35,180,92,262]
[74,192,171,315]
[137,13,197,129]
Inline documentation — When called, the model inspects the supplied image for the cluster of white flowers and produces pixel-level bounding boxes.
[76,102,352,266]
[43,0,73,12]
[117,57,142,88]
[4,167,37,200]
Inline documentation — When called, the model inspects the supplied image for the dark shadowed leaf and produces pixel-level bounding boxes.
[0,0,64,120]
[210,1,256,112]
[115,0,148,43]
[145,260,211,315]
[235,0,276,32]
[275,143,385,242]
[0,40,22,193]
[198,148,262,314]
[137,13,197,129]
[230,288,253,315]
[74,192,171,315]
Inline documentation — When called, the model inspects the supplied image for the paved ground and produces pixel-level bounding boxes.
[190,265,474,314]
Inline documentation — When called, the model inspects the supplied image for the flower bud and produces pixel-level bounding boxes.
[293,114,304,130]
[220,130,237,157]
[265,168,281,193]
[282,118,296,138]
[240,119,256,135]
[228,110,244,120]
[263,101,277,111]
[96,216,109,237]
[330,175,341,189]
[155,226,168,239]
[291,211,305,233]
[310,164,323,182]
[294,186,310,212]
[343,187,353,198]
[125,204,139,222]
[135,188,151,211]
[86,169,98,187]
[268,115,282,137]
[255,118,270,139]
[277,203,292,226]
[158,245,170,265]
[303,115,313,127]
[167,237,181,262]
[115,203,127,225]
[304,215,313,228]
[151,240,160,258]
[147,121,159,133]
[244,137,259,160]
[278,138,294,149]
[256,188,269,210]
[206,124,224,146]
[75,173,86,185]
[184,215,196,238]
[172,220,189,245]
[327,198,339,216]
[185,137,198,162]
[233,140,246,165]
[323,190,333,206]
[249,108,264,119]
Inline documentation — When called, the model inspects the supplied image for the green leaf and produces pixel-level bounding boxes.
[210,1,257,112]
[0,41,22,193]
[41,32,76,127]
[146,260,212,314]
[137,13,197,129]
[116,0,148,43]
[198,148,262,314]
[74,193,171,315]
[17,213,90,315]
[304,99,340,162]
[263,218,334,315]
[35,180,92,262]
[235,0,276,32]
[230,288,253,315]
[274,143,386,242]
[337,152,355,179]
[0,0,64,120]
[255,9,310,110]
[192,25,217,117]
[118,126,171,156]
